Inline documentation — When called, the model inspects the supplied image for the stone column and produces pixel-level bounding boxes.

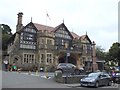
[92,41,98,71]
[76,54,81,68]
[55,56,59,65]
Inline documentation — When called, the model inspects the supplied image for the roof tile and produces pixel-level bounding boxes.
[33,23,54,32]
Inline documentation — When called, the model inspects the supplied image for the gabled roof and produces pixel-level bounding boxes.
[54,23,73,39]
[71,32,80,39]
[12,21,92,44]
[16,22,54,33]
[33,23,54,32]
[54,23,63,32]
[70,32,92,44]
[80,34,92,44]
[79,35,86,40]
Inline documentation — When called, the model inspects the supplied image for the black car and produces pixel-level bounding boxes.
[80,72,112,87]
[56,63,82,74]
[115,72,120,84]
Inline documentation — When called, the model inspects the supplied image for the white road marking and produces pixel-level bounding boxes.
[20,72,51,79]
[41,75,51,79]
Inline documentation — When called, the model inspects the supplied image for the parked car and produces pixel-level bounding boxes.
[56,63,83,75]
[115,72,120,84]
[80,72,112,88]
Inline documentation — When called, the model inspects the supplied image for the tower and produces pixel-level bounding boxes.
[16,12,23,31]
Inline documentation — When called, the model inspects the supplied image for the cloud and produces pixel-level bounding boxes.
[0,0,118,51]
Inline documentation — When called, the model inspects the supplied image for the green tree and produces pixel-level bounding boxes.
[107,42,120,66]
[96,46,106,60]
[0,24,12,51]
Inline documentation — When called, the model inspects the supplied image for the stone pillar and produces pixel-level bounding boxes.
[76,54,81,68]
[92,41,98,71]
[16,12,23,31]
[55,56,59,65]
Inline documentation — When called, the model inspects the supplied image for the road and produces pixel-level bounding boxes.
[2,71,69,88]
[1,71,120,90]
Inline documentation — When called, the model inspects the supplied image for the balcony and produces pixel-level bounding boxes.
[82,49,92,56]
[38,31,55,38]
[39,44,55,50]
[55,45,83,54]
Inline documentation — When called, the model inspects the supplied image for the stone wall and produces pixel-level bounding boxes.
[54,71,86,84]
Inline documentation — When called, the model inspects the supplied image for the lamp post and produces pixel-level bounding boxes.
[45,63,49,78]
[65,42,70,84]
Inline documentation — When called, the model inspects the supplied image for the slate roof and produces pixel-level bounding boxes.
[71,32,80,39]
[33,23,54,32]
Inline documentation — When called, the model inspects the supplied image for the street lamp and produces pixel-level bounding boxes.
[64,42,70,84]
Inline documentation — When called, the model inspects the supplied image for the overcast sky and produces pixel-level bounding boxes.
[0,0,119,51]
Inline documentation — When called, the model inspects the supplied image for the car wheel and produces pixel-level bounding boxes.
[80,84,83,87]
[57,69,63,73]
[108,81,112,86]
[95,81,99,88]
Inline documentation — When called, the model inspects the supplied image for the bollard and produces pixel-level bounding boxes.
[36,70,39,75]
[45,66,49,78]
[45,72,49,78]
[10,68,12,72]
[18,68,21,73]
[18,70,21,73]
[28,70,31,75]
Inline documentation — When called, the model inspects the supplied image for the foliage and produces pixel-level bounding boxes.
[107,42,120,66]
[1,24,12,51]
[96,46,106,60]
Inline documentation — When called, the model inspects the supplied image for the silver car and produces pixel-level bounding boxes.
[80,72,112,87]
[56,63,81,74]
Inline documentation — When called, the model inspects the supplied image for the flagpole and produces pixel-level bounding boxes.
[45,11,51,30]
[46,11,47,30]
[45,11,47,69]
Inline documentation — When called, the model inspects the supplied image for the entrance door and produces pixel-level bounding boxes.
[58,56,76,65]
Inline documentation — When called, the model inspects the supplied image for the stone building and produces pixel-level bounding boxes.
[7,12,98,71]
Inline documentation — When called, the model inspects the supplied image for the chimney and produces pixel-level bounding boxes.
[16,12,23,31]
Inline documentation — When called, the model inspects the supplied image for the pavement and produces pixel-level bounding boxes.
[65,83,119,88]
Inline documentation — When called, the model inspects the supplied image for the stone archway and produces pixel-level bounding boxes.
[12,55,21,67]
[58,56,77,65]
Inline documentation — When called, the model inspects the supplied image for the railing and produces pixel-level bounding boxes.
[39,44,83,53]
[82,49,92,56]
[38,32,54,38]
[39,44,55,50]
[55,46,83,54]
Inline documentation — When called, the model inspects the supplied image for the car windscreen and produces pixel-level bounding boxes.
[88,73,100,77]
[58,63,66,66]
[116,73,120,76]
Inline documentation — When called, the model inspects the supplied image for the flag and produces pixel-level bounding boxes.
[46,13,51,20]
